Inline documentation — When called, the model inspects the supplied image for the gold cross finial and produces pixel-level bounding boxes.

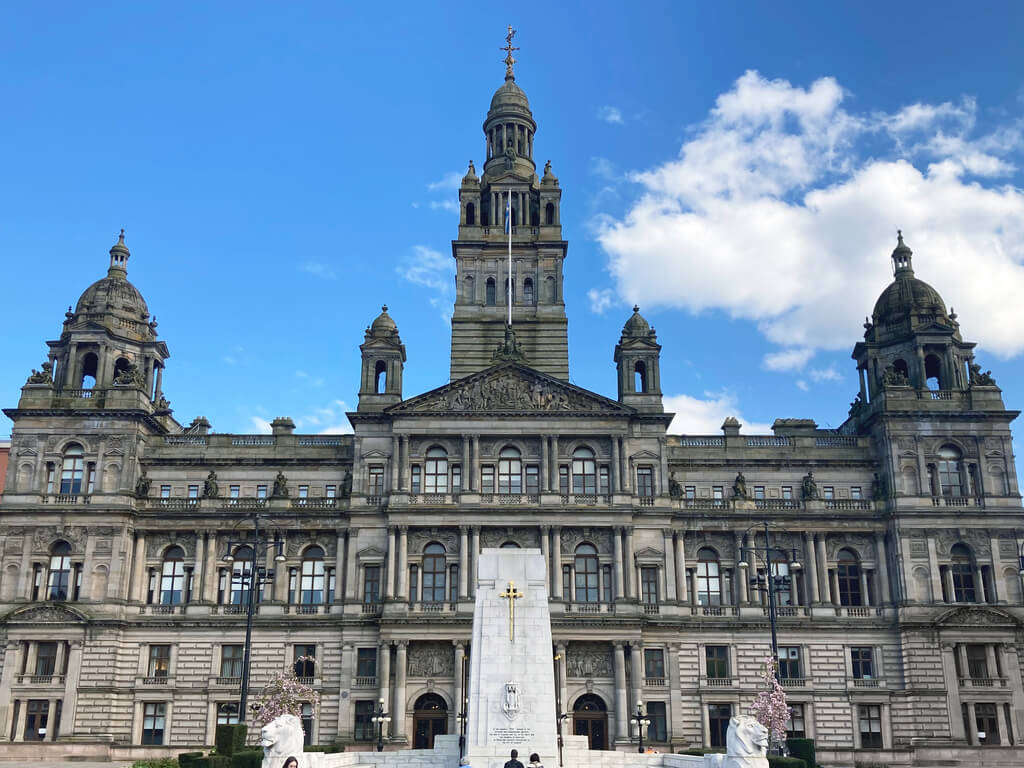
[499,580,524,642]
[501,25,519,80]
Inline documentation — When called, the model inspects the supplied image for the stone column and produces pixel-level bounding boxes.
[804,532,819,604]
[540,526,550,591]
[942,567,955,604]
[393,641,408,741]
[613,527,625,600]
[397,527,409,600]
[815,535,829,604]
[203,532,219,602]
[385,527,396,599]
[391,436,400,492]
[1001,643,1024,738]
[190,533,204,605]
[13,688,29,741]
[459,527,469,599]
[860,568,871,606]
[990,533,1004,603]
[974,564,986,603]
[674,533,688,603]
[625,528,636,599]
[611,437,621,493]
[472,435,481,492]
[619,438,630,492]
[875,533,890,605]
[613,642,628,741]
[378,642,391,732]
[335,533,345,604]
[470,527,480,596]
[541,435,549,492]
[338,643,355,741]
[345,532,358,600]
[62,641,83,738]
[550,436,559,493]
[273,535,287,602]
[462,435,472,491]
[927,536,944,603]
[400,435,410,491]
[129,531,146,602]
[996,701,1012,747]
[689,570,698,607]
[829,569,840,606]
[630,643,643,709]
[551,527,563,598]
[0,641,19,740]
[454,642,466,717]
[663,530,677,601]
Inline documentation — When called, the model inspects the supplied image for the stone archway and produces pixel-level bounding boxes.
[412,692,448,749]
[572,693,608,750]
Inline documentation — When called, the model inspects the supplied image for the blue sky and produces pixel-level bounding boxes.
[2,2,1024,440]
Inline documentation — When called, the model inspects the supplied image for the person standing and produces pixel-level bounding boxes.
[527,751,544,768]
[504,749,525,768]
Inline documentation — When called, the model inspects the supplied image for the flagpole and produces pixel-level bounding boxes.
[507,188,513,326]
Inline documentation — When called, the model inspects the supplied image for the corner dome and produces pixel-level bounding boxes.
[370,305,397,334]
[490,78,531,114]
[870,232,948,325]
[73,232,151,322]
[622,305,651,336]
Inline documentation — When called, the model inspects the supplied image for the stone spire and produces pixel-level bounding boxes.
[501,25,519,81]
[108,228,130,278]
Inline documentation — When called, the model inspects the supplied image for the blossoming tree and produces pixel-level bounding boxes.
[748,655,790,751]
[251,656,321,731]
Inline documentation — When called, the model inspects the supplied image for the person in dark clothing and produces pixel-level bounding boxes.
[504,749,525,768]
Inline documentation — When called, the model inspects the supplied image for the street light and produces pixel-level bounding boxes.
[220,511,285,723]
[738,521,803,679]
[630,701,651,754]
[371,698,391,752]
[553,651,567,766]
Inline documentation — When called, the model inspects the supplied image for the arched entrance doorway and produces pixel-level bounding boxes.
[572,693,608,750]
[412,693,448,749]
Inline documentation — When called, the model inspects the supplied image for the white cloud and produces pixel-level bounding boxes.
[763,347,814,372]
[427,171,463,191]
[809,365,842,382]
[248,416,272,434]
[596,71,1024,359]
[429,199,459,213]
[598,105,624,124]
[588,288,615,314]
[398,245,454,322]
[795,380,809,392]
[299,261,337,279]
[591,156,620,182]
[665,391,772,435]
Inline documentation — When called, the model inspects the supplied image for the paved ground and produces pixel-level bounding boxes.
[0,762,134,767]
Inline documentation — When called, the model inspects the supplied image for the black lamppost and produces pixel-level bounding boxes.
[371,698,391,752]
[630,701,651,754]
[1016,533,1024,597]
[738,521,803,681]
[553,650,567,766]
[221,512,285,723]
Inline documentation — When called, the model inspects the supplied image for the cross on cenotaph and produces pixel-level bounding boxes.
[499,580,524,642]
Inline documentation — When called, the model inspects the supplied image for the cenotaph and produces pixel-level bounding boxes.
[465,548,558,768]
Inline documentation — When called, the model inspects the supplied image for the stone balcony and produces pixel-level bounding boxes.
[959,676,1010,688]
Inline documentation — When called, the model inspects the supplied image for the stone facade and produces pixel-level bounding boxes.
[1,55,1024,768]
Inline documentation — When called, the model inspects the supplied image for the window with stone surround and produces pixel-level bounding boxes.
[59,444,84,494]
[599,465,610,495]
[220,645,243,679]
[326,484,336,498]
[858,704,882,748]
[142,702,166,745]
[705,645,729,679]
[782,486,793,500]
[526,464,539,495]
[685,485,696,499]
[24,699,49,742]
[229,485,240,498]
[709,703,732,747]
[409,565,419,603]
[572,448,597,494]
[851,647,874,679]
[452,464,462,493]
[426,446,449,493]
[148,645,170,677]
[644,648,665,680]
[837,548,863,606]
[160,484,171,498]
[636,466,654,498]
[363,565,381,604]
[641,566,658,604]
[47,540,72,601]
[777,646,801,679]
[298,485,308,498]
[938,445,963,497]
[35,642,58,677]
[354,700,376,741]
[216,702,239,725]
[356,648,377,678]
[368,466,385,497]
[300,546,326,605]
[293,645,316,679]
[558,465,569,495]
[602,565,612,603]
[975,702,1000,745]
[188,484,199,498]
[851,486,862,499]
[160,546,186,605]
[499,447,522,494]
[754,485,765,500]
[823,486,834,500]
[574,543,599,602]
[787,703,806,738]
[950,543,977,602]
[422,543,446,602]
[482,465,495,494]
[411,465,421,493]
[696,548,721,606]
[301,702,314,746]
[646,700,667,743]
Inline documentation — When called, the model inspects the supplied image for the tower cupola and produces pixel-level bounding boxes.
[614,305,664,412]
[358,305,406,411]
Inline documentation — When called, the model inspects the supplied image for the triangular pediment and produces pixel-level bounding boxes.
[934,606,1019,628]
[356,546,386,560]
[388,363,633,416]
[3,603,89,625]
[630,450,660,460]
[361,449,389,459]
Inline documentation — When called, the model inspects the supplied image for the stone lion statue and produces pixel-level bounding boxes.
[260,714,304,767]
[705,715,769,768]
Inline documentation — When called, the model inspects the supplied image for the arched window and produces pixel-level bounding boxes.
[769,549,793,606]
[230,546,254,605]
[465,202,476,226]
[925,354,943,390]
[574,543,599,603]
[425,447,448,493]
[47,541,72,600]
[572,447,596,495]
[463,275,474,303]
[951,543,976,602]
[301,546,326,605]
[422,543,446,603]
[486,278,496,306]
[60,444,84,494]
[374,360,387,394]
[937,446,963,497]
[546,276,556,302]
[80,352,98,389]
[696,548,721,607]
[634,361,647,393]
[893,359,909,381]
[524,277,534,305]
[500,541,521,549]
[498,446,522,494]
[837,549,862,606]
[113,357,131,381]
[545,202,555,225]
[160,545,186,605]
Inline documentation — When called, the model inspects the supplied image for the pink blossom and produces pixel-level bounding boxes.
[748,655,790,745]
[251,656,321,730]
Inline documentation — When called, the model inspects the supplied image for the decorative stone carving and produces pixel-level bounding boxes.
[146,533,195,558]
[801,471,818,500]
[272,471,289,498]
[481,527,540,549]
[963,530,992,557]
[669,472,683,499]
[407,641,454,677]
[909,538,928,557]
[566,642,613,678]
[113,362,145,388]
[694,532,736,560]
[732,472,749,500]
[260,714,304,766]
[501,680,522,720]
[705,715,769,768]
[203,470,219,498]
[999,538,1019,558]
[8,604,87,624]
[25,361,53,385]
[881,364,909,387]
[135,470,151,498]
[560,527,612,554]
[969,362,997,387]
[826,533,874,561]
[492,323,526,364]
[340,471,352,499]
[32,525,85,552]
[937,606,1016,626]
[286,535,336,558]
[933,530,960,557]
[409,528,458,554]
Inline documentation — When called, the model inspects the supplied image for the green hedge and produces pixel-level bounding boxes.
[679,748,725,755]
[768,757,806,768]
[230,751,262,768]
[131,760,179,768]
[179,753,204,768]
[215,723,248,756]
[786,737,815,767]
[304,745,345,753]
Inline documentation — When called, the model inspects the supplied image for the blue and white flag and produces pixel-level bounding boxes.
[505,193,512,234]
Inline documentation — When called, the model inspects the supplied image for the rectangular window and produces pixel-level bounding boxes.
[216,702,239,725]
[526,465,540,495]
[46,463,55,494]
[562,565,571,598]
[449,565,459,602]
[35,642,58,676]
[148,645,171,677]
[482,466,495,494]
[142,702,166,745]
[712,486,724,500]
[410,465,421,493]
[706,645,729,679]
[220,645,244,679]
[354,700,376,741]
[851,647,874,679]
[160,484,171,498]
[301,702,314,747]
[357,648,377,678]
[851,486,862,499]
[975,702,1000,745]
[709,703,732,747]
[293,644,316,678]
[229,485,240,498]
[298,485,308,498]
[86,463,96,494]
[24,700,49,741]
[256,485,267,499]
[325,484,336,498]
[754,485,765,500]
[787,703,806,738]
[782,485,793,500]
[409,565,418,603]
[636,467,654,497]
[644,648,665,679]
[859,704,883,748]
[188,484,199,498]
[600,565,612,603]
[559,465,569,495]
[685,485,696,500]
[823,486,835,500]
[451,464,462,493]
[646,700,667,743]
[641,567,658,605]
[368,466,385,496]
[599,465,610,495]
[966,645,989,679]
[363,566,381,604]
[778,646,801,679]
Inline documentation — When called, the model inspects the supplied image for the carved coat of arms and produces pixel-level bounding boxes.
[501,681,522,721]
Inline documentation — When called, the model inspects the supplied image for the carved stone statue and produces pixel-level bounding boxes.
[492,323,526,363]
[881,364,908,387]
[135,470,151,499]
[669,472,683,499]
[25,361,53,385]
[502,680,522,720]
[340,470,352,499]
[114,362,145,388]
[801,471,818,500]
[154,395,171,412]
[260,714,305,767]
[705,715,769,768]
[203,470,219,499]
[504,140,517,170]
[272,470,289,498]
[732,472,749,500]
[969,362,997,387]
